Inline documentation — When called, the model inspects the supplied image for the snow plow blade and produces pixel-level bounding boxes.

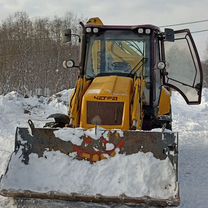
[0,121,179,207]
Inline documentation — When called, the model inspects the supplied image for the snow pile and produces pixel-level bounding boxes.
[55,128,84,145]
[54,127,124,144]
[1,127,178,199]
[0,89,73,131]
[0,89,73,175]
[84,127,124,139]
[1,150,176,199]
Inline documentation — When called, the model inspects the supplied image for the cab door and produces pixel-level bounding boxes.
[163,29,203,104]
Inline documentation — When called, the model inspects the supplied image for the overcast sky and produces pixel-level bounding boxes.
[0,0,208,59]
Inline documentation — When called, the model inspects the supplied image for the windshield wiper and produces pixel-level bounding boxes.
[129,57,147,76]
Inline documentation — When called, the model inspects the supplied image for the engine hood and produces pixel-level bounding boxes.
[84,76,133,99]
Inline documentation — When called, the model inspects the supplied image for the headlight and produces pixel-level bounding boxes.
[93,28,99,33]
[145,29,151,34]
[138,28,144,34]
[86,27,92,33]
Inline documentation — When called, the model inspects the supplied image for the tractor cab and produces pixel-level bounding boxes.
[84,27,150,79]
[63,18,203,130]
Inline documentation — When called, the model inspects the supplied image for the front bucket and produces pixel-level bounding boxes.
[0,124,180,207]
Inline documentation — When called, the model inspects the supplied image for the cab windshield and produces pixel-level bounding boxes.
[85,30,150,78]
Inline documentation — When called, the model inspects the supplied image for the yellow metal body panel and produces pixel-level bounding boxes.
[158,86,171,116]
[69,77,91,127]
[86,17,103,26]
[80,76,133,130]
[131,78,145,129]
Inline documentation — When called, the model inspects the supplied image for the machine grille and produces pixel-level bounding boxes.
[87,101,124,125]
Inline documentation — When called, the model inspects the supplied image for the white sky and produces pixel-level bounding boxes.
[0,0,208,59]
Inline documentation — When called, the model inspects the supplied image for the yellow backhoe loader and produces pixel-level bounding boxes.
[0,18,203,207]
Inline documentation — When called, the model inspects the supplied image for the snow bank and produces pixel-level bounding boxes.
[172,88,208,132]
[0,89,73,175]
[0,89,73,131]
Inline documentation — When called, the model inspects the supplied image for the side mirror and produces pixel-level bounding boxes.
[164,28,175,42]
[63,60,75,69]
[63,29,72,43]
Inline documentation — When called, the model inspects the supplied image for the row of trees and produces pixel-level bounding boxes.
[0,12,84,96]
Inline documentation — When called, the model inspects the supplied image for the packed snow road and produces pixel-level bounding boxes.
[172,89,208,208]
[0,88,207,208]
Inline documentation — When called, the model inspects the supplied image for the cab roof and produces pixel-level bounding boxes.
[85,24,160,32]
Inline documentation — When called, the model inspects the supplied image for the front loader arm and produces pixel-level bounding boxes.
[69,77,91,127]
[131,78,145,129]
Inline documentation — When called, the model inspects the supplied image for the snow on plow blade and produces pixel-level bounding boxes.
[0,122,180,207]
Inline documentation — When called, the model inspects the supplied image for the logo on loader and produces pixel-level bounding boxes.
[94,96,118,101]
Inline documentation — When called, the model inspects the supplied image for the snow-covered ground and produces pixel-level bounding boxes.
[0,90,73,208]
[0,88,208,207]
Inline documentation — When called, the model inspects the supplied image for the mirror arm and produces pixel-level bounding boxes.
[79,22,85,29]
